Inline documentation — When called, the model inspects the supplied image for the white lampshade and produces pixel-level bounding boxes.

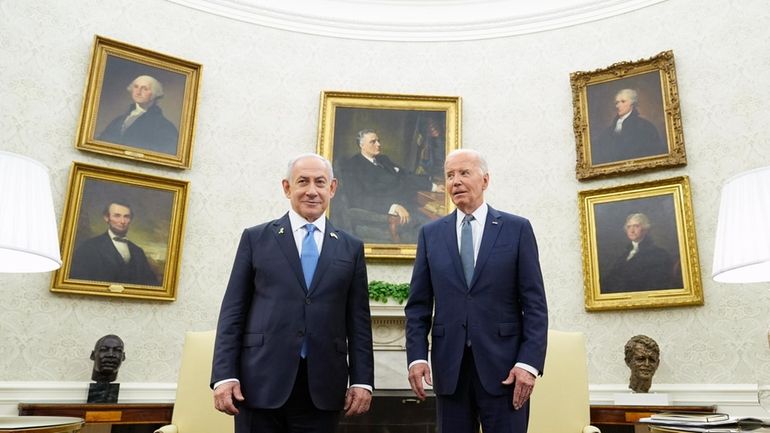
[0,151,61,272]
[712,166,770,283]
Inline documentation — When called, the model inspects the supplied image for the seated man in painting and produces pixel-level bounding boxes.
[339,129,441,243]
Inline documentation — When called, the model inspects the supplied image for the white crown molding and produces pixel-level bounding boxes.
[163,0,667,41]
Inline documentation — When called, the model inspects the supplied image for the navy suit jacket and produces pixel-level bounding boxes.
[211,214,374,411]
[405,206,548,396]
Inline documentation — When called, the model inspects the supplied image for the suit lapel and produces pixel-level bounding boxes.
[307,219,338,295]
[441,212,467,289]
[469,206,503,290]
[271,214,307,292]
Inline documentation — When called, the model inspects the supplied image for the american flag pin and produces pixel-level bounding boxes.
[278,227,285,234]
[330,232,339,239]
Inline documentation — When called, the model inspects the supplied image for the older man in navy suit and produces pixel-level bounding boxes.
[211,154,374,433]
[405,149,548,433]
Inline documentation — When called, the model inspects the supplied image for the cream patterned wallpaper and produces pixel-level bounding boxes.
[1,0,769,391]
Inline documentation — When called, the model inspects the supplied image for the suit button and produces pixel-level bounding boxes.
[466,295,472,300]
[298,331,305,337]
[305,298,311,304]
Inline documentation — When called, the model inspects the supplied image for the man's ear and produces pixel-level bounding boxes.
[329,178,338,198]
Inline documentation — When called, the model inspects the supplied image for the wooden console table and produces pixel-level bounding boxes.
[18,404,172,433]
[590,405,717,433]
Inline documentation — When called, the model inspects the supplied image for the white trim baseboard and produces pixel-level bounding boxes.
[1,381,765,417]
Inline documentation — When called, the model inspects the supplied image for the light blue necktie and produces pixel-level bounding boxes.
[460,214,475,287]
[301,224,319,289]
[300,224,319,358]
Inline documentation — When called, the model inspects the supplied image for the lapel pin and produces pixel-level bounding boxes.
[330,232,338,239]
[278,227,285,234]
[492,221,499,225]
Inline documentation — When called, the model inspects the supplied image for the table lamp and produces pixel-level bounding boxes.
[0,151,61,272]
[712,165,770,348]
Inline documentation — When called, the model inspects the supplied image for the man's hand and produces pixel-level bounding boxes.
[344,387,372,416]
[213,381,244,416]
[408,363,433,400]
[501,366,536,410]
[391,204,411,225]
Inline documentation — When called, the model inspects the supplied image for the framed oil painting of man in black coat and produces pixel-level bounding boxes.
[75,36,201,169]
[571,51,686,180]
[578,176,703,311]
[317,91,461,259]
[51,163,188,301]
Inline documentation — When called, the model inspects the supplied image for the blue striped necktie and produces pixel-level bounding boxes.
[301,224,319,289]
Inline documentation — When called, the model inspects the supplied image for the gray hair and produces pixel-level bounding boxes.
[356,128,377,146]
[285,153,334,180]
[616,88,638,106]
[127,75,164,100]
[625,213,650,230]
[445,149,489,174]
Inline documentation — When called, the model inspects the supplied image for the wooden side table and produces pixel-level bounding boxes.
[590,405,717,433]
[0,416,84,433]
[18,404,172,433]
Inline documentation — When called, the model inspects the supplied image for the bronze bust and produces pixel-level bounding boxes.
[88,334,125,403]
[624,334,660,393]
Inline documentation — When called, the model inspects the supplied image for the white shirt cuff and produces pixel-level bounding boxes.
[213,378,240,390]
[350,384,373,393]
[515,362,539,377]
[408,359,429,370]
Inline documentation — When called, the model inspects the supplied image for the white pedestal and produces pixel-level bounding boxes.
[614,392,670,405]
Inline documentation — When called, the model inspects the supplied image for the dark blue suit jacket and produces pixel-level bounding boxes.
[211,214,374,411]
[405,206,548,397]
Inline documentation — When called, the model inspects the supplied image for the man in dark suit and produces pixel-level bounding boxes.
[591,88,667,165]
[211,154,374,433]
[405,149,548,433]
[98,75,179,155]
[69,202,158,285]
[601,213,677,293]
[339,129,438,242]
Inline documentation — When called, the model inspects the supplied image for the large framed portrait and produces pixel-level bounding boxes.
[571,50,686,180]
[51,163,189,301]
[317,91,461,259]
[578,176,703,311]
[75,36,202,169]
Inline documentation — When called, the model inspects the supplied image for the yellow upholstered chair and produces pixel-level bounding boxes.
[155,331,233,433]
[528,330,600,433]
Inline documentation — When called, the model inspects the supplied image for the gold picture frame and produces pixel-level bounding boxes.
[571,50,686,180]
[75,35,202,169]
[317,90,461,259]
[51,163,189,301]
[578,176,703,311]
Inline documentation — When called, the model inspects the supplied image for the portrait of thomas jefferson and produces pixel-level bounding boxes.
[594,196,683,294]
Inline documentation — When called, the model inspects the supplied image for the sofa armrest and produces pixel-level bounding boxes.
[154,425,178,433]
[583,425,601,433]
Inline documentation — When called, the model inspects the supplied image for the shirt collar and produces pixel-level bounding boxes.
[288,209,326,234]
[455,202,488,228]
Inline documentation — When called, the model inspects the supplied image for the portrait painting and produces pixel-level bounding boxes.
[317,91,461,259]
[51,163,189,301]
[578,176,703,311]
[75,36,201,169]
[571,50,686,180]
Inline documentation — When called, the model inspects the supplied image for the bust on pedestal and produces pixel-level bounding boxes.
[614,334,669,405]
[87,334,125,404]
